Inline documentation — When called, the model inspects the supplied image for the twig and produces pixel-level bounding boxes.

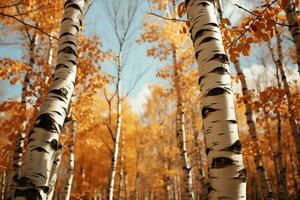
[0,0,21,9]
[0,12,57,40]
[232,0,278,46]
[147,12,187,22]
[235,3,291,27]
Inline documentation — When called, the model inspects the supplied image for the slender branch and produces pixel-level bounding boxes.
[147,12,187,22]
[232,0,278,45]
[0,12,57,40]
[0,0,21,9]
[234,3,291,27]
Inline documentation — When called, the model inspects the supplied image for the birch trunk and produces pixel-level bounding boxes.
[14,1,87,199]
[186,0,246,199]
[234,61,273,198]
[271,51,289,199]
[108,57,122,200]
[135,172,140,200]
[62,120,76,200]
[282,0,300,75]
[172,49,195,200]
[118,136,125,200]
[47,148,62,200]
[1,171,6,200]
[124,173,129,200]
[48,32,55,66]
[190,108,208,200]
[165,176,173,200]
[176,176,182,200]
[274,26,300,173]
[173,176,178,200]
[9,34,38,199]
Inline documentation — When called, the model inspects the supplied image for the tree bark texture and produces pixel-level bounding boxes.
[186,0,246,199]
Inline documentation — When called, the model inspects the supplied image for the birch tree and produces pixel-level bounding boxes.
[185,0,246,199]
[281,0,300,75]
[62,120,77,200]
[13,1,89,199]
[101,1,143,199]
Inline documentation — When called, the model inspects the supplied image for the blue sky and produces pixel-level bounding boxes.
[2,0,298,113]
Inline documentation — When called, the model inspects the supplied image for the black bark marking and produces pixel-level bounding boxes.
[206,87,228,97]
[33,147,47,153]
[15,189,40,200]
[227,120,237,124]
[208,185,215,193]
[208,53,229,64]
[203,22,219,28]
[49,88,68,100]
[195,49,202,60]
[55,64,69,70]
[36,113,57,132]
[220,140,242,154]
[59,46,77,56]
[202,106,218,119]
[198,75,205,85]
[211,157,234,169]
[200,37,218,45]
[49,139,59,150]
[233,168,247,182]
[193,29,212,42]
[211,67,228,74]
[206,147,212,155]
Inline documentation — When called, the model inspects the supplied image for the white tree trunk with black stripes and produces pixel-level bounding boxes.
[13,1,87,199]
[186,0,246,199]
[233,61,272,199]
[62,120,76,200]
[8,35,38,199]
[108,57,122,200]
[283,0,300,75]
[47,148,62,200]
[172,49,195,200]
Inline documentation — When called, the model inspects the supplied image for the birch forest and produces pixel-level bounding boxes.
[0,0,300,199]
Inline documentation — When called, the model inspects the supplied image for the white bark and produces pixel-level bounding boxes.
[47,148,62,200]
[118,136,125,200]
[186,0,246,199]
[274,26,300,171]
[9,35,38,199]
[172,49,195,200]
[124,173,129,200]
[14,1,87,199]
[283,0,300,75]
[1,171,6,200]
[62,120,76,200]
[108,60,122,200]
[234,61,272,199]
[48,32,55,66]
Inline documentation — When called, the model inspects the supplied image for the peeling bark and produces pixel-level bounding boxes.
[13,1,88,199]
[186,0,246,199]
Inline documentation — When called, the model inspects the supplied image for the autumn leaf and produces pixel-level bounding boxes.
[177,2,186,17]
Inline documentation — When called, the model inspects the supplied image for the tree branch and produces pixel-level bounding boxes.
[0,12,57,40]
[232,0,279,46]
[147,12,187,22]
